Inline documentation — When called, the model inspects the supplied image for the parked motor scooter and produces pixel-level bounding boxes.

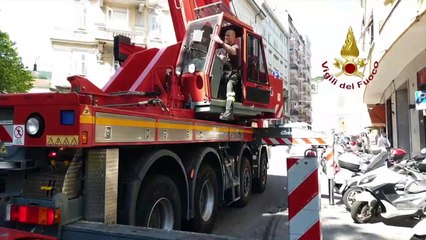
[334,150,389,195]
[394,148,426,174]
[341,149,426,210]
[351,180,426,224]
[410,217,426,240]
[342,161,425,210]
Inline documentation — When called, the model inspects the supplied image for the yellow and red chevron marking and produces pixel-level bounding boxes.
[287,156,321,240]
[262,137,327,145]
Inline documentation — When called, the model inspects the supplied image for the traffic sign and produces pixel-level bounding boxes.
[12,125,25,145]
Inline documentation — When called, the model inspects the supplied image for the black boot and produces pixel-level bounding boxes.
[220,97,234,121]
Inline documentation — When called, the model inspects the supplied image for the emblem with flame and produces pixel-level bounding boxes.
[333,27,367,78]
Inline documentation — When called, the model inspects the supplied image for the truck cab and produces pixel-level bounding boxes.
[175,9,282,121]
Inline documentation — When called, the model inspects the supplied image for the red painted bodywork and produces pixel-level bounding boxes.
[0,0,283,148]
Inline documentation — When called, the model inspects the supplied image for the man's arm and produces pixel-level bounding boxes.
[211,34,237,56]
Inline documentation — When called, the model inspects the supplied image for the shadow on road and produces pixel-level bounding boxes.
[212,174,289,240]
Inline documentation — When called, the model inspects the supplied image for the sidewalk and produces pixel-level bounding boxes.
[319,172,416,240]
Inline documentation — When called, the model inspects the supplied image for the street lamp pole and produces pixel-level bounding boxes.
[33,55,42,71]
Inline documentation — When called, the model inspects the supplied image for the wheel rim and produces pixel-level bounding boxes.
[199,180,215,222]
[147,197,174,230]
[260,161,267,185]
[357,203,372,221]
[242,167,251,197]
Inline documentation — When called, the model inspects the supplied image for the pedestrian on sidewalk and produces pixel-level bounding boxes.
[377,132,391,152]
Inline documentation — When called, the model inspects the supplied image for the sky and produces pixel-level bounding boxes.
[265,0,364,78]
[0,1,65,70]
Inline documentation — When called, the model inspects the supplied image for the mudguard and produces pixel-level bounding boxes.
[354,190,376,205]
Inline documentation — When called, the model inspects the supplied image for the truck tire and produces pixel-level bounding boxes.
[135,174,182,230]
[234,156,252,207]
[190,163,218,233]
[253,152,267,193]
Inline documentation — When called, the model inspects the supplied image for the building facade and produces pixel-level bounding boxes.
[288,14,312,124]
[50,0,175,89]
[260,1,290,124]
[361,0,426,155]
[0,0,175,90]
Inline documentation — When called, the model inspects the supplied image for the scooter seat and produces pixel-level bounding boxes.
[406,181,426,194]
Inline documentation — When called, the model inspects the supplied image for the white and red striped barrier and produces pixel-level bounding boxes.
[262,137,327,145]
[287,156,322,240]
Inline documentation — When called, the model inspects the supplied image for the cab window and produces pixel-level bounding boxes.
[247,34,267,84]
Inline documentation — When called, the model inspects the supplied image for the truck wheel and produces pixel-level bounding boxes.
[253,153,267,193]
[136,174,181,230]
[351,201,373,223]
[190,163,218,233]
[234,157,252,207]
[343,187,363,210]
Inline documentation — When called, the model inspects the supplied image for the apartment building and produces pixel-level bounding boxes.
[50,0,175,89]
[361,0,426,155]
[260,1,290,124]
[288,14,312,124]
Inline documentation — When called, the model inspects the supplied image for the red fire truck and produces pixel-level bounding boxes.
[0,0,283,238]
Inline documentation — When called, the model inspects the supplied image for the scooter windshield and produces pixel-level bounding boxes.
[177,15,221,74]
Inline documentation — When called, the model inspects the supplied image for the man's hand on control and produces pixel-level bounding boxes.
[210,34,223,45]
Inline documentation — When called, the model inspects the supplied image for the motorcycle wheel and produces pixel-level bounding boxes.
[351,201,374,223]
[343,187,363,211]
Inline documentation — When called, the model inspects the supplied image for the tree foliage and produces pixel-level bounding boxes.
[0,30,33,93]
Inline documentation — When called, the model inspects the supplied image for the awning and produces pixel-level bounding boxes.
[367,104,386,127]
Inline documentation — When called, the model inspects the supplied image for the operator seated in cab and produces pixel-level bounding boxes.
[210,26,240,121]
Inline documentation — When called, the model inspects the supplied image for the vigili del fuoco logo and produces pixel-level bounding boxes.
[322,27,379,90]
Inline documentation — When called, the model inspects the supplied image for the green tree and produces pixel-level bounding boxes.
[0,30,33,93]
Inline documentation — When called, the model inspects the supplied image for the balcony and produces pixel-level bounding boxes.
[290,63,299,71]
[290,52,298,62]
[95,24,146,46]
[303,67,310,76]
[290,47,300,57]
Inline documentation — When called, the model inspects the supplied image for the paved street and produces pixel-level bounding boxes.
[211,146,418,240]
